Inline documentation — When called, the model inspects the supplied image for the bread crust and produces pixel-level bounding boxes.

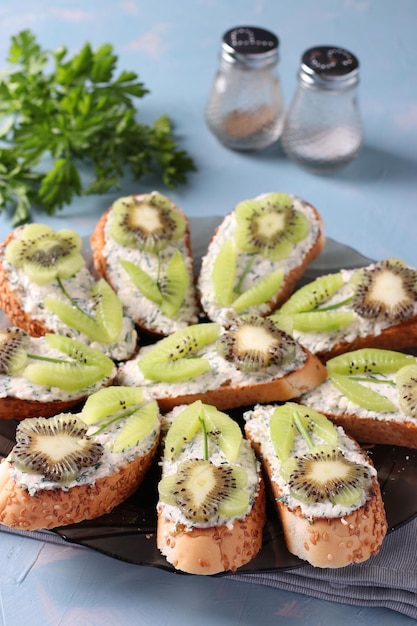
[316,316,417,362]
[90,196,200,337]
[314,410,417,448]
[0,444,158,531]
[157,471,266,575]
[0,395,87,420]
[146,348,327,413]
[246,434,387,568]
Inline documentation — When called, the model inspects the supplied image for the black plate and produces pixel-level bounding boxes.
[1,216,417,573]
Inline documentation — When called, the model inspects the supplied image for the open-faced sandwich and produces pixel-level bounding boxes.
[0,223,137,361]
[0,326,116,419]
[116,315,327,412]
[0,386,161,531]
[197,192,325,326]
[244,402,388,568]
[157,400,266,574]
[90,192,200,337]
[298,347,417,448]
[273,257,417,361]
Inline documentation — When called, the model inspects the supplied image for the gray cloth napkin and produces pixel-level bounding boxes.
[230,517,417,620]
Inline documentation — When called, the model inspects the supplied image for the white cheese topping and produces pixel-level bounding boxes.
[116,339,307,398]
[244,404,377,520]
[197,194,321,325]
[102,195,200,334]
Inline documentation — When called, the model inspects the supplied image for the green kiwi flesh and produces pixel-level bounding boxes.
[0,327,30,375]
[396,364,417,419]
[5,224,84,285]
[280,273,345,315]
[81,386,145,425]
[330,374,396,412]
[327,348,416,376]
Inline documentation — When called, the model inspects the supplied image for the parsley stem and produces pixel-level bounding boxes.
[57,276,95,319]
[235,254,256,295]
[293,410,314,450]
[199,416,209,461]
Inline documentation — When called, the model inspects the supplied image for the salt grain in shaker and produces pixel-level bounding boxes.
[205,26,285,151]
[281,46,363,173]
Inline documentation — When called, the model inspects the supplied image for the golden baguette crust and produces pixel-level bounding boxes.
[0,395,87,421]
[313,410,417,448]
[90,197,200,337]
[0,444,158,531]
[316,317,417,362]
[147,348,327,413]
[157,471,266,575]
[246,436,387,568]
[197,197,325,322]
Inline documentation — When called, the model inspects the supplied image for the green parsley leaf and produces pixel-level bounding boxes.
[0,30,196,225]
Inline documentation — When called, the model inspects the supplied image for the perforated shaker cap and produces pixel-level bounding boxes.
[299,46,360,90]
[220,26,279,69]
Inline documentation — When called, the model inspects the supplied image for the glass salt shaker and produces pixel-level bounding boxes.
[205,26,285,151]
[281,46,363,173]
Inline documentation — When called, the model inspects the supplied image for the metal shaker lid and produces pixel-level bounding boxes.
[220,26,279,69]
[299,46,360,90]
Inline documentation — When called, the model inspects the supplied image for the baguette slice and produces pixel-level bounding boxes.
[197,192,325,326]
[0,390,161,531]
[0,328,116,420]
[299,348,417,448]
[0,224,137,361]
[116,318,327,412]
[156,401,266,574]
[244,402,387,568]
[276,258,417,361]
[90,192,201,337]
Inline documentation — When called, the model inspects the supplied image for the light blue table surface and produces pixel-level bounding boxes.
[1,1,417,624]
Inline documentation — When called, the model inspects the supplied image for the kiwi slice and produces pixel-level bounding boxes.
[280,445,372,506]
[112,400,160,452]
[5,224,84,285]
[280,273,345,315]
[327,348,416,376]
[163,401,242,462]
[396,364,417,419]
[138,323,220,382]
[212,239,237,307]
[45,279,123,343]
[234,193,309,261]
[158,459,249,522]
[200,403,242,462]
[11,414,104,483]
[163,402,203,459]
[330,374,396,412]
[351,258,417,321]
[92,279,123,343]
[120,260,163,304]
[109,193,186,252]
[291,310,355,332]
[0,327,30,375]
[81,386,146,425]
[23,334,114,391]
[216,315,296,373]
[231,268,285,312]
[270,403,338,461]
[159,249,189,318]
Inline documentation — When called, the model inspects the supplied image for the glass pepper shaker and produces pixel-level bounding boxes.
[280,46,363,173]
[205,26,285,151]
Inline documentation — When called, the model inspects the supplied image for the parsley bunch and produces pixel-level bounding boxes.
[0,30,196,225]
